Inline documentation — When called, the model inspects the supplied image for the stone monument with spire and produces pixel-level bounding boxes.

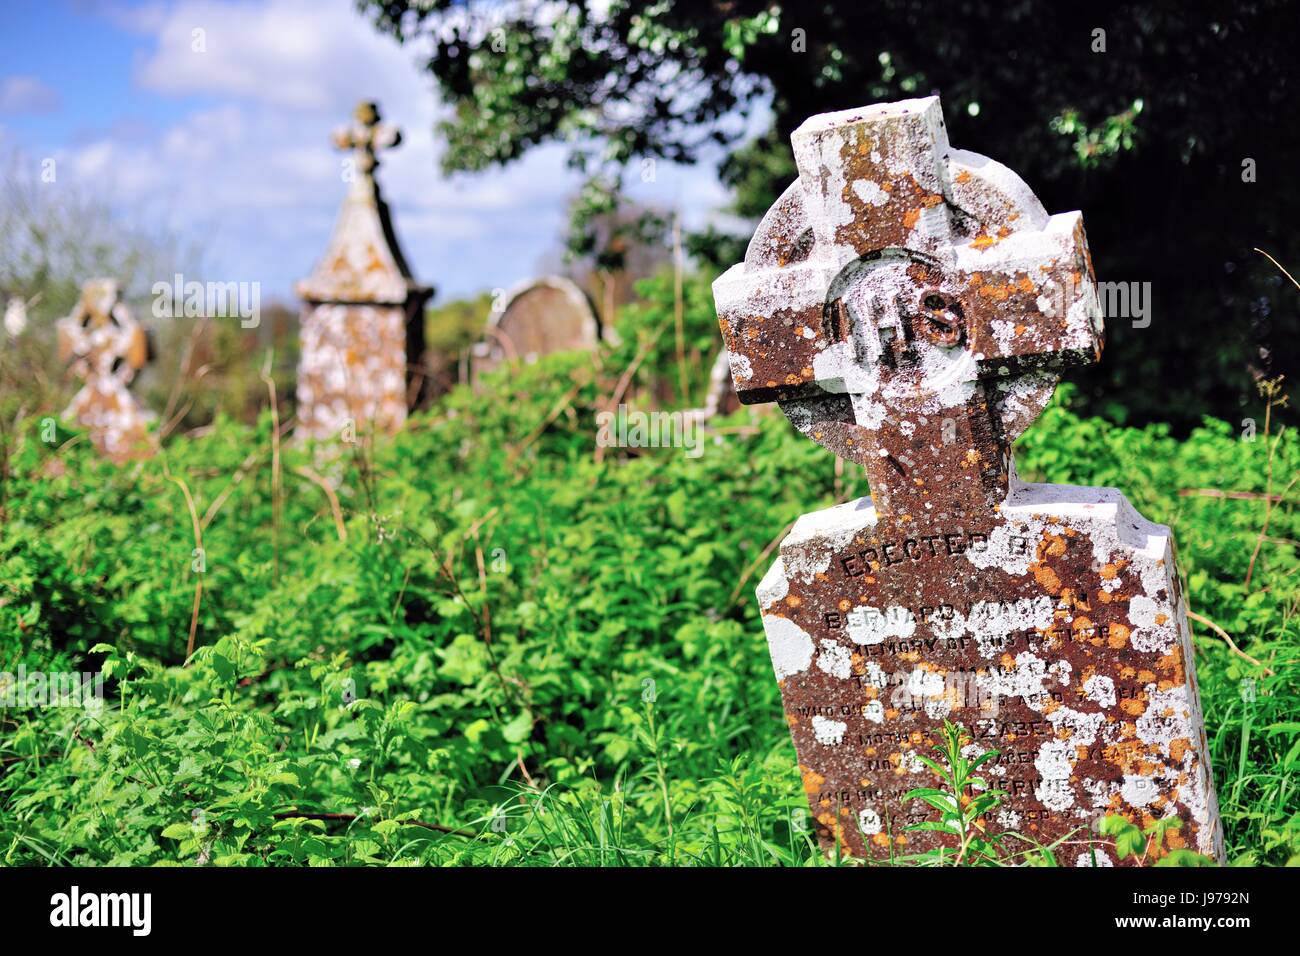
[295,101,433,439]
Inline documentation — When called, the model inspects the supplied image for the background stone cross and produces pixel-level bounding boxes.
[295,100,432,441]
[56,278,154,462]
[332,100,401,192]
[714,96,1103,517]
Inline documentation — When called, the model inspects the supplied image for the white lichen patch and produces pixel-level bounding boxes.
[858,808,883,835]
[755,560,790,610]
[812,715,847,746]
[1128,593,1176,654]
[1120,774,1158,808]
[816,639,853,679]
[1083,675,1116,708]
[1075,849,1114,867]
[964,523,1035,576]
[852,179,889,207]
[763,615,815,679]
[1034,739,1077,811]
[847,605,917,645]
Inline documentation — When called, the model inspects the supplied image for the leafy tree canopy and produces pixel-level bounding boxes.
[359,0,1299,428]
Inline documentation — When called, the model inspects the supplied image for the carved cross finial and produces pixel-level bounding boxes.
[714,96,1104,517]
[332,100,401,188]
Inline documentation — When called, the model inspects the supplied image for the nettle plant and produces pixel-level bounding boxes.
[901,721,1220,867]
[0,275,1296,866]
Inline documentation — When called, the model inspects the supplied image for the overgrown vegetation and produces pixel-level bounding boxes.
[0,277,1296,866]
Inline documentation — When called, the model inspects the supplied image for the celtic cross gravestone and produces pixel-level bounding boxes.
[713,96,1223,865]
[56,279,154,462]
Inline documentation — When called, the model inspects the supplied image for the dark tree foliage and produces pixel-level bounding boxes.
[359,0,1299,428]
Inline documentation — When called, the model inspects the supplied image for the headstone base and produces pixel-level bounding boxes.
[757,480,1224,865]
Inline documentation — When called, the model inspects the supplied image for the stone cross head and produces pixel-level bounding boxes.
[714,96,1104,518]
[56,278,149,388]
[332,100,401,182]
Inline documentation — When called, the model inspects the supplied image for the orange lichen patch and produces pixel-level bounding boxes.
[964,448,981,467]
[885,708,900,720]
[1137,669,1156,683]
[1157,647,1185,683]
[1017,276,1036,294]
[1014,323,1027,335]
[972,233,997,250]
[1108,623,1131,649]
[1099,560,1128,580]
[784,372,803,386]
[1155,613,1169,626]
[785,595,802,608]
[872,832,890,848]
[786,714,799,727]
[1000,653,1016,669]
[1032,562,1062,594]
[1120,698,1146,717]
[800,365,814,378]
[1041,533,1068,558]
[902,208,921,230]
[955,169,972,183]
[838,599,852,612]
[922,193,944,207]
[976,281,1016,301]
[800,766,826,794]
[1169,737,1192,763]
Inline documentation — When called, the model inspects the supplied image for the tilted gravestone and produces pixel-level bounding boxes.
[295,101,432,439]
[56,279,154,462]
[714,97,1223,865]
[471,276,600,380]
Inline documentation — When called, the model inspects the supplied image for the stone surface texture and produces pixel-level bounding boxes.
[56,279,154,462]
[295,101,432,439]
[472,276,600,380]
[716,96,1223,865]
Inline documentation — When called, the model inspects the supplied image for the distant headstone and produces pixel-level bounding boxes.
[472,276,600,377]
[714,96,1223,865]
[56,279,154,462]
[295,101,432,439]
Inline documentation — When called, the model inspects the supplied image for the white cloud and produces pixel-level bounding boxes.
[133,0,434,115]
[0,75,62,114]
[46,0,733,299]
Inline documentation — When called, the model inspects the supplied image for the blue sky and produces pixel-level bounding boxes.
[0,0,737,304]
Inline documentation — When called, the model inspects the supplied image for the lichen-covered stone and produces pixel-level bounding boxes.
[295,101,431,440]
[471,276,600,381]
[56,279,154,463]
[716,95,1223,864]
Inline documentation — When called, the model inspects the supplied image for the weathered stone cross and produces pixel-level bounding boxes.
[56,278,154,462]
[715,97,1223,865]
[295,100,432,441]
[332,100,401,194]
